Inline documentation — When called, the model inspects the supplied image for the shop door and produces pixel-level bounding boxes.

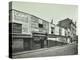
[24,39,30,51]
[41,40,44,48]
[33,37,41,49]
[12,38,24,53]
[40,36,48,48]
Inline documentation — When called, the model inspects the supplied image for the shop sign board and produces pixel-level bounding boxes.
[13,10,28,23]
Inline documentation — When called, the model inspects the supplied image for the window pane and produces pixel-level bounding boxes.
[12,23,22,33]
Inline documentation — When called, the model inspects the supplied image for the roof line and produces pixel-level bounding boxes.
[9,9,50,23]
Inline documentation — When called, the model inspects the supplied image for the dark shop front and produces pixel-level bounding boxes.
[12,33,32,53]
[32,32,48,50]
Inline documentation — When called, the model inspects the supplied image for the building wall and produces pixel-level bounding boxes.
[54,25,59,35]
[31,15,39,32]
[10,9,49,51]
[70,23,76,41]
[58,18,77,43]
[10,9,49,35]
[48,24,67,44]
[61,28,65,36]
[10,9,32,53]
[49,23,55,34]
[48,23,69,43]
[11,9,31,34]
[42,20,49,33]
[30,14,49,34]
[49,23,52,34]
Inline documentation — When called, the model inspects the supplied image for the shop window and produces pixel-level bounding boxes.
[12,23,22,33]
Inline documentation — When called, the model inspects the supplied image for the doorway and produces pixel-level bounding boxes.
[40,40,44,48]
[24,38,30,51]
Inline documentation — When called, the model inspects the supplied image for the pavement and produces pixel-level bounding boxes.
[12,42,78,58]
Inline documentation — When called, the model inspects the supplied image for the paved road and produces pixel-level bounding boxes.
[13,42,78,58]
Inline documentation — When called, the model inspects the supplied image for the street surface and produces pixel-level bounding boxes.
[13,42,78,58]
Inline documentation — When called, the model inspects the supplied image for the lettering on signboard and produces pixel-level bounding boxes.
[14,10,28,23]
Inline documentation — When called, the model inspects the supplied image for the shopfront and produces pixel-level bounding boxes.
[12,33,32,53]
[32,32,48,50]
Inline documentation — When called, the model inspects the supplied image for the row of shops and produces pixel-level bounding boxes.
[9,9,77,53]
[10,32,48,53]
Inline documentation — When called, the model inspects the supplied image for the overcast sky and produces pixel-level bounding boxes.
[12,1,78,24]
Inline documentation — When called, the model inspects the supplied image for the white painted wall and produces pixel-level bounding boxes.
[61,28,65,36]
[54,26,59,35]
[49,23,51,34]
